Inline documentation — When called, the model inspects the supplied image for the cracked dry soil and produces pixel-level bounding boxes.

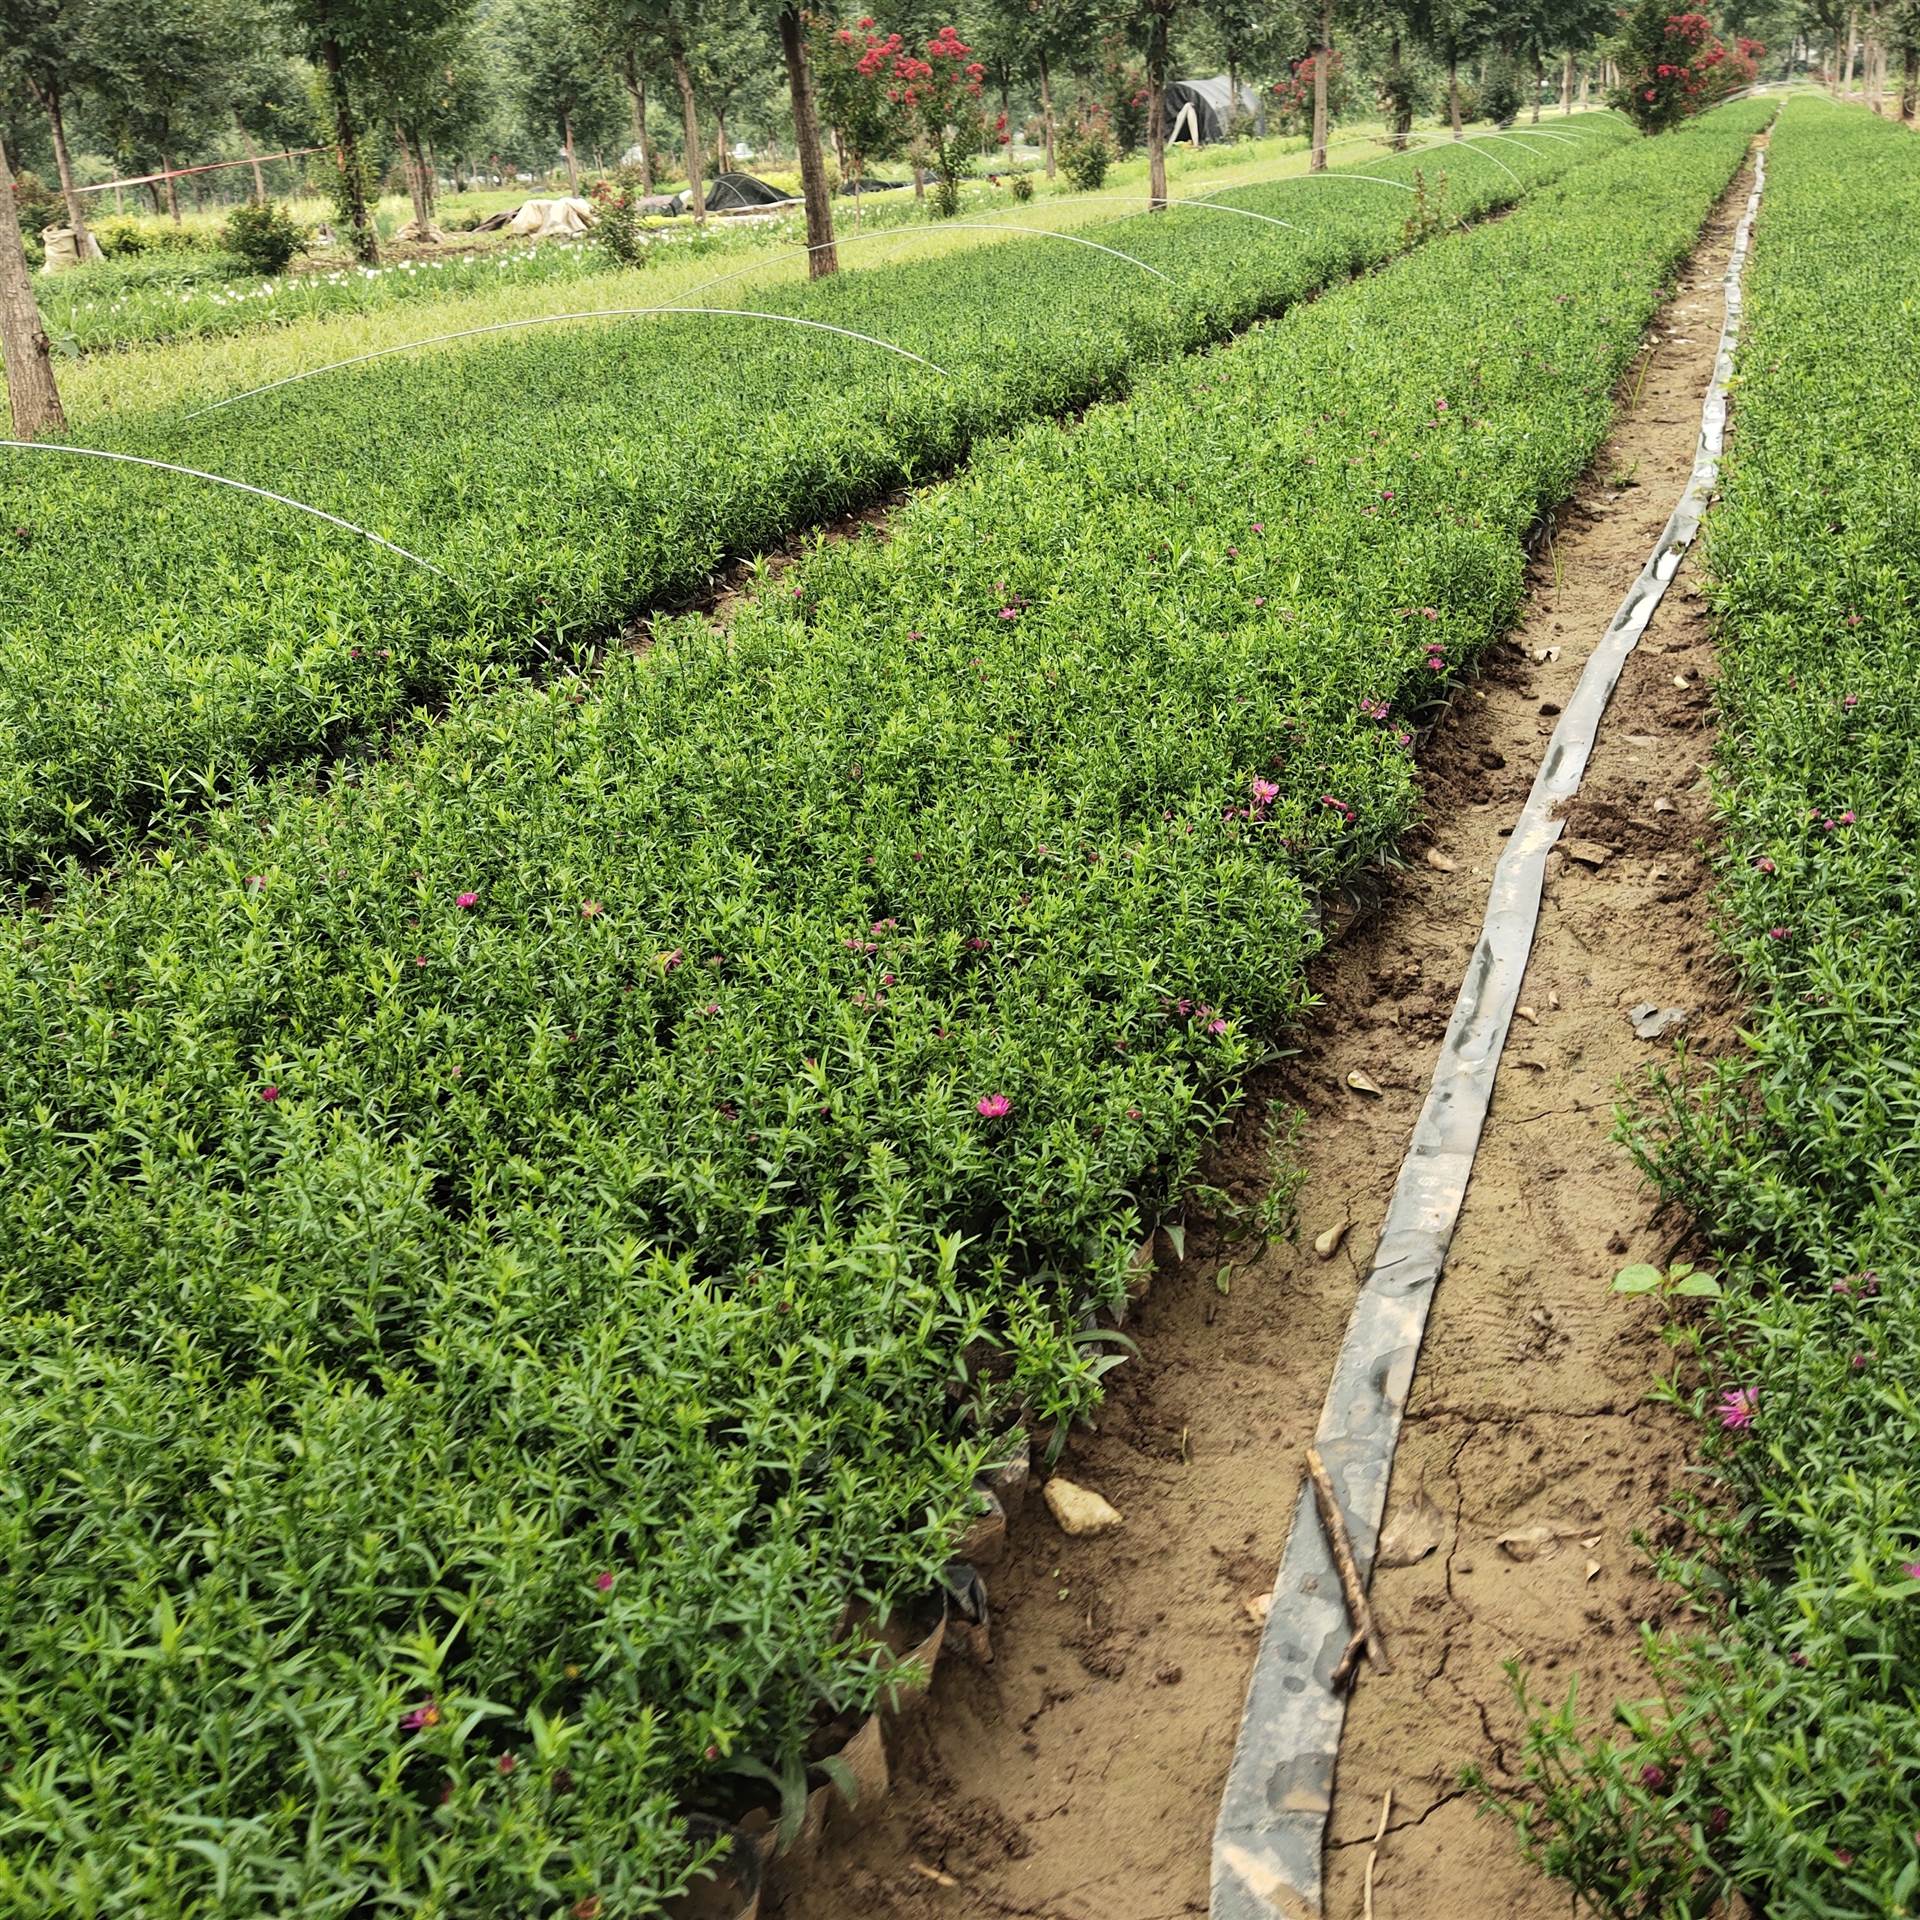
[773,160,1756,1920]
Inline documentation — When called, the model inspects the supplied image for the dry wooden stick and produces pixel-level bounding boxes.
[1362,1787,1394,1920]
[1306,1446,1391,1687]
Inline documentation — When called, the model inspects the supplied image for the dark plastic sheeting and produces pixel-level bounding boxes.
[1208,147,1767,1920]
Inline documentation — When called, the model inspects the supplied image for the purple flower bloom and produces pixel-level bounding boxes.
[593,1570,615,1593]
[258,1084,280,1102]
[456,891,479,910]
[1716,1387,1758,1431]
[976,1093,1012,1119]
[401,1698,441,1731]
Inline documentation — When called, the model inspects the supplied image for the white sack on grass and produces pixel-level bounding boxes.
[506,197,598,238]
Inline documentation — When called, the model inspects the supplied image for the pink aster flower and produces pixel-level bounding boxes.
[1207,1017,1228,1035]
[1250,777,1280,807]
[1767,927,1789,941]
[498,1752,517,1774]
[1755,856,1777,874]
[455,891,479,910]
[976,1093,1012,1119]
[593,1571,615,1593]
[401,1699,441,1731]
[1716,1387,1758,1431]
[1903,1563,1920,1582]
[258,1084,280,1102]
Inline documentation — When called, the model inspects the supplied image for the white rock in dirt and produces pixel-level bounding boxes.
[1044,1477,1122,1537]
[1630,1003,1692,1041]
[1313,1220,1350,1260]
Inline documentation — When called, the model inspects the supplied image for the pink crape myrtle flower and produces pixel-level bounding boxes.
[976,1093,1012,1119]
[1716,1387,1758,1431]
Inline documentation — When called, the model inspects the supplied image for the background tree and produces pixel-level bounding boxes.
[0,0,103,256]
[499,0,612,192]
[85,0,249,222]
[769,0,837,273]
[810,16,908,209]
[1001,0,1097,176]
[270,0,477,261]
[0,122,66,436]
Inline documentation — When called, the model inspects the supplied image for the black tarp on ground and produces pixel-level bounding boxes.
[671,172,799,215]
[1161,74,1266,143]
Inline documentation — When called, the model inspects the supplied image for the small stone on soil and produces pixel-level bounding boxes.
[1565,840,1613,868]
[1629,1003,1692,1041]
[1044,1477,1122,1537]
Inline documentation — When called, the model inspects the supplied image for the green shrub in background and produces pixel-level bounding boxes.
[589,165,654,266]
[1059,112,1114,191]
[223,201,310,275]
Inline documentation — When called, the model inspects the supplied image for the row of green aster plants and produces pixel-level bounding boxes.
[0,123,1631,882]
[0,102,1768,1918]
[1495,99,1920,1917]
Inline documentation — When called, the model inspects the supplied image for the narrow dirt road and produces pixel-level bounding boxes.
[774,159,1757,1920]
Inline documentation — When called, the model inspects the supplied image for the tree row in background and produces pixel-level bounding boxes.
[7,0,1918,437]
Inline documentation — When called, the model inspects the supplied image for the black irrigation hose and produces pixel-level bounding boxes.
[1207,144,1768,1920]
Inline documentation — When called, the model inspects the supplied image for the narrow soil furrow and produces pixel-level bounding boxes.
[771,157,1756,1920]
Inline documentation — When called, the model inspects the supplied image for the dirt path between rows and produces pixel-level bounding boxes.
[773,157,1757,1920]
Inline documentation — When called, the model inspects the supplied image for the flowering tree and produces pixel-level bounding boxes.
[1608,2,1757,130]
[809,14,908,205]
[1271,49,1350,136]
[879,24,997,216]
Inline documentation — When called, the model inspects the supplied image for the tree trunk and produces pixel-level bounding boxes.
[911,135,926,197]
[1145,5,1169,207]
[669,42,705,218]
[239,120,268,203]
[1578,65,1590,109]
[1310,0,1331,171]
[1561,51,1574,113]
[162,148,181,223]
[1531,50,1543,120]
[396,122,434,233]
[318,12,378,264]
[1448,52,1463,135]
[1038,50,1057,177]
[1384,32,1411,148]
[1842,9,1858,90]
[0,129,67,439]
[423,139,439,212]
[623,54,655,191]
[716,109,728,177]
[778,6,837,276]
[562,110,579,193]
[1903,40,1918,119]
[43,85,101,259]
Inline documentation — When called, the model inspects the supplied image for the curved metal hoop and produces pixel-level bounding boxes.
[179,307,951,421]
[672,217,1174,306]
[0,440,457,580]
[1282,170,1418,194]
[1151,194,1305,233]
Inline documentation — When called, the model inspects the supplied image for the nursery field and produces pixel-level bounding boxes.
[36,121,1398,362]
[1509,98,1920,1914]
[0,121,1629,880]
[0,101,1771,1918]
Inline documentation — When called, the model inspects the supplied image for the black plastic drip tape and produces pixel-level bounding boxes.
[1208,147,1767,1920]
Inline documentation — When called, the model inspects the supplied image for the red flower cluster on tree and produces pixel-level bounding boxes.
[1611,0,1760,131]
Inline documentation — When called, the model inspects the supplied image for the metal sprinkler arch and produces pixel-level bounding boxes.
[0,440,457,582]
[670,217,1175,308]
[1147,194,1306,235]
[178,308,953,422]
[1279,170,1418,194]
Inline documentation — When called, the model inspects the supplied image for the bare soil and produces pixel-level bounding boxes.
[772,161,1756,1920]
